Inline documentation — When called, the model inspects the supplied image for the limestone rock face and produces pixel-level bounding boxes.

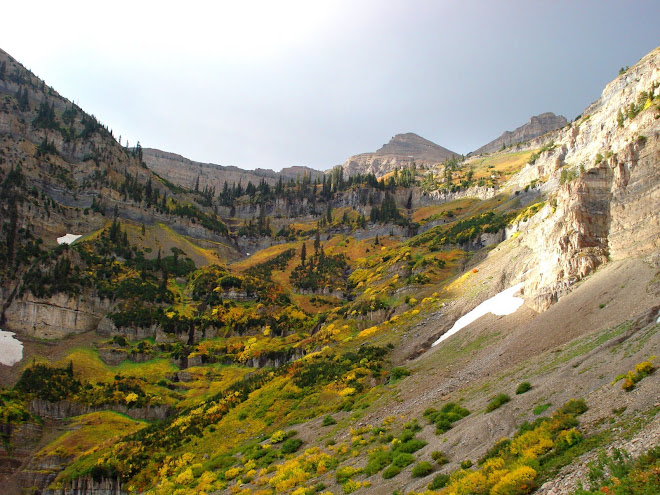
[4,293,113,339]
[474,112,568,155]
[502,47,660,311]
[341,133,458,178]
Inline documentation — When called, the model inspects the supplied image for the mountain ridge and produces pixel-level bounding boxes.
[473,112,568,155]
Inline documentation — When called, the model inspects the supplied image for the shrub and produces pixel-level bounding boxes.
[429,473,450,489]
[390,367,411,382]
[557,399,588,416]
[281,438,303,454]
[364,449,393,476]
[431,450,449,465]
[424,402,470,434]
[460,459,473,469]
[395,438,427,454]
[322,415,337,426]
[382,465,401,479]
[270,430,287,443]
[411,461,434,477]
[486,393,511,413]
[515,382,532,395]
[491,466,537,495]
[392,453,415,468]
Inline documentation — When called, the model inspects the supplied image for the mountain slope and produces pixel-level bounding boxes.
[473,112,568,155]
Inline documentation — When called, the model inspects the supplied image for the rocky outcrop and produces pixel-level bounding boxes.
[29,399,171,421]
[44,476,128,495]
[341,133,458,178]
[4,294,113,340]
[473,112,568,155]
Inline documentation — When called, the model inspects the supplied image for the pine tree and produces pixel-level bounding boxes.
[314,229,321,254]
[300,242,307,267]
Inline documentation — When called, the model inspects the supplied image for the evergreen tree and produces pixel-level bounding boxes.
[0,61,6,81]
[314,229,320,254]
[300,242,307,267]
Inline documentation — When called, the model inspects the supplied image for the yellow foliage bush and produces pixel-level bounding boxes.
[270,430,286,443]
[340,387,356,397]
[509,427,554,459]
[224,467,241,480]
[491,466,537,495]
[175,468,194,485]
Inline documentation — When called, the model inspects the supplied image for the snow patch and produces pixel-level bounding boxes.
[57,233,82,245]
[432,283,525,347]
[0,330,24,366]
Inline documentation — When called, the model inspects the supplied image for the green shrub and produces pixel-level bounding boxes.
[515,381,532,395]
[280,438,303,454]
[460,459,473,469]
[392,453,415,468]
[429,473,450,489]
[557,399,588,416]
[411,461,434,477]
[390,367,411,382]
[395,438,427,454]
[322,415,337,426]
[424,402,470,434]
[431,450,449,465]
[382,465,401,479]
[364,449,393,476]
[486,393,511,413]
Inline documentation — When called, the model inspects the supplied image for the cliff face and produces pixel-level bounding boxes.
[341,133,458,178]
[473,112,568,155]
[3,293,113,339]
[142,148,324,193]
[501,48,660,310]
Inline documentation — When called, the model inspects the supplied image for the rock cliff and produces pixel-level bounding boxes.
[3,293,113,340]
[473,112,568,155]
[500,47,660,310]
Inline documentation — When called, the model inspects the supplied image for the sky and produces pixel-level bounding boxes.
[2,1,659,171]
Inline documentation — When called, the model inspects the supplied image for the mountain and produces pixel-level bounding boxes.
[341,132,458,177]
[142,148,325,193]
[473,112,568,155]
[1,44,660,495]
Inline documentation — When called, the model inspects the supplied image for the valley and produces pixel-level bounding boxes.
[0,43,659,495]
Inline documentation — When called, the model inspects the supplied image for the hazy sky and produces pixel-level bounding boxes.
[2,1,659,170]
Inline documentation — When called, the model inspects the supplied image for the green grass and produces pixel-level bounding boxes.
[534,403,552,415]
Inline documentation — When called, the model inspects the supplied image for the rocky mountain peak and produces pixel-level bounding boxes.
[342,132,457,178]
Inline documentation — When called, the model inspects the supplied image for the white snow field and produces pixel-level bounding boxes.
[432,282,525,347]
[57,233,82,245]
[0,330,24,366]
